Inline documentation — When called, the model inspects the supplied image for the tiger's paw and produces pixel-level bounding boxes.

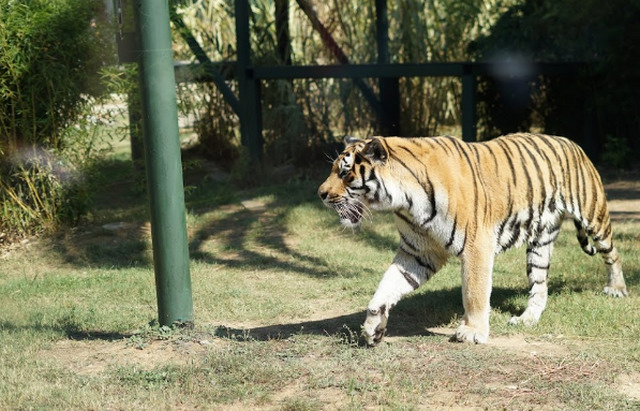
[362,306,389,346]
[508,310,540,327]
[453,324,488,344]
[603,286,628,298]
[508,315,538,327]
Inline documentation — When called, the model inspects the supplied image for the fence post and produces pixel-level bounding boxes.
[235,0,263,160]
[462,64,477,142]
[133,0,193,327]
[376,0,400,136]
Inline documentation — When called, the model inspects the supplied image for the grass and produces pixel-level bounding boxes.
[1,152,639,410]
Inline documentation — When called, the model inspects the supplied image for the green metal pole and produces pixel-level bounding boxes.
[133,0,193,327]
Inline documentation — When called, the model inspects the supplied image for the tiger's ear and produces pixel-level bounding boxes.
[343,136,361,147]
[363,138,388,164]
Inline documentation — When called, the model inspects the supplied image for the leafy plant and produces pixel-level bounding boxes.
[601,135,632,169]
[0,148,88,237]
[470,0,640,158]
[0,0,113,240]
[0,0,111,151]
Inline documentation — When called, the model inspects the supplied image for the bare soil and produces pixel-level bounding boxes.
[604,178,640,220]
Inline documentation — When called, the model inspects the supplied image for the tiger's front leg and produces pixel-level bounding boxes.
[363,260,427,346]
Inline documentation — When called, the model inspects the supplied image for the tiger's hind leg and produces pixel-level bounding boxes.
[598,238,628,298]
[509,239,555,327]
[583,216,628,297]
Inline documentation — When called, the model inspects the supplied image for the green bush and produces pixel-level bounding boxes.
[0,0,112,240]
[470,0,640,158]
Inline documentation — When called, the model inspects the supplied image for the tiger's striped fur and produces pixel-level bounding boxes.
[318,133,628,345]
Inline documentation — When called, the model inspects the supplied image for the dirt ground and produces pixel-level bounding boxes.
[602,178,640,220]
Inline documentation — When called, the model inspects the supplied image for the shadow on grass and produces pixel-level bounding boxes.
[188,199,346,279]
[48,226,152,269]
[51,158,344,277]
[0,320,133,342]
[211,286,523,343]
[46,158,153,269]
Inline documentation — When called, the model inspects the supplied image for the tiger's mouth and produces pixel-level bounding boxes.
[336,202,364,226]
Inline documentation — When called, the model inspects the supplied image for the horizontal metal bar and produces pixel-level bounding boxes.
[174,62,237,83]
[175,61,585,82]
[252,63,466,79]
[251,62,584,80]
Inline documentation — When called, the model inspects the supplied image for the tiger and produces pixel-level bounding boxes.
[317,133,628,345]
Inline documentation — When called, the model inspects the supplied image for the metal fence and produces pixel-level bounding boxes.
[120,0,584,161]
[176,0,583,160]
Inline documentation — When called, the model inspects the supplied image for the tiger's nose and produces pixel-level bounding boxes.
[318,188,328,200]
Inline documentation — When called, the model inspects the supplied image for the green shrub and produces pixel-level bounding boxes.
[0,0,112,239]
[0,149,89,237]
[470,0,640,159]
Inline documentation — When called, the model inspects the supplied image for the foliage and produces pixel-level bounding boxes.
[387,0,516,136]
[601,135,632,169]
[470,0,640,156]
[0,0,110,150]
[0,147,89,238]
[0,0,114,240]
[172,0,518,166]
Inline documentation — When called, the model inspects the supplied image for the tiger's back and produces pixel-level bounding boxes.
[423,133,612,254]
[318,133,628,345]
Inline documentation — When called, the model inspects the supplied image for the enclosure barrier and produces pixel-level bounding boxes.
[172,0,584,159]
[119,0,586,161]
[175,60,583,145]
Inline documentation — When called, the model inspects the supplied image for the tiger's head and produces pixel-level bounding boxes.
[318,137,389,227]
